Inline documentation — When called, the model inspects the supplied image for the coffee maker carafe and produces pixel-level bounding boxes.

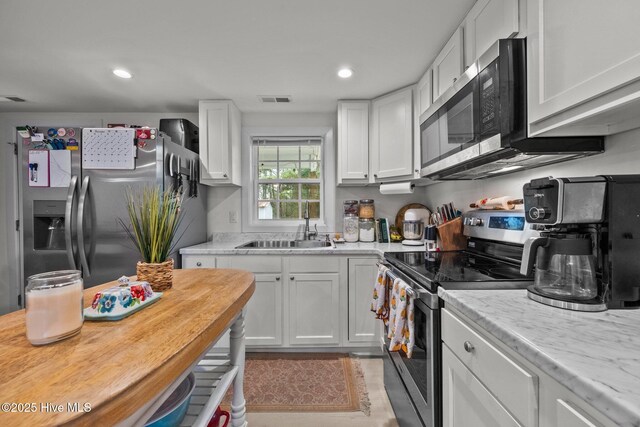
[521,176,607,311]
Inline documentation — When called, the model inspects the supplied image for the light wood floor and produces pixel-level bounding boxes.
[246,357,399,427]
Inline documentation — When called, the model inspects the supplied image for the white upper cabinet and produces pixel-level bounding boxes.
[337,101,370,184]
[432,27,465,101]
[371,87,414,181]
[198,100,241,186]
[463,0,520,68]
[527,0,640,136]
[416,68,433,118]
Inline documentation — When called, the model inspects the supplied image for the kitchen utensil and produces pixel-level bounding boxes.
[207,407,230,427]
[470,197,524,210]
[395,203,431,232]
[145,373,195,427]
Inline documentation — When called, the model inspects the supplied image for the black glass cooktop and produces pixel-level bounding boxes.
[384,251,532,291]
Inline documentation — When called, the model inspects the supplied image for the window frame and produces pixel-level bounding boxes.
[254,138,323,221]
[241,126,336,233]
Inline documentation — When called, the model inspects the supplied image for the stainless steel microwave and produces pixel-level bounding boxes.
[419,39,604,180]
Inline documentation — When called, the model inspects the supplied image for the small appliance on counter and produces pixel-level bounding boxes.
[402,209,430,246]
[522,175,640,311]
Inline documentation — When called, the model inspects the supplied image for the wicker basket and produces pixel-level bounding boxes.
[136,258,174,292]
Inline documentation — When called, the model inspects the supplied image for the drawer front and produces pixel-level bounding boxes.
[182,255,216,269]
[287,256,340,273]
[217,256,282,273]
[556,399,600,427]
[442,308,538,427]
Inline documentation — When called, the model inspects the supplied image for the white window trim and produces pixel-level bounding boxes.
[241,126,336,233]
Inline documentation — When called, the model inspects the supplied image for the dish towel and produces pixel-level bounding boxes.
[387,278,416,358]
[371,264,391,322]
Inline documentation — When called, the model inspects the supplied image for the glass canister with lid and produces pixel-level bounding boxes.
[359,199,375,219]
[25,270,84,345]
[343,200,359,216]
[343,214,359,242]
[359,218,375,242]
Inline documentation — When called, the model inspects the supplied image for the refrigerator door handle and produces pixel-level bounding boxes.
[65,175,78,269]
[77,176,91,276]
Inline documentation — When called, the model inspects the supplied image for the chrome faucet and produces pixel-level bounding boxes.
[303,200,318,240]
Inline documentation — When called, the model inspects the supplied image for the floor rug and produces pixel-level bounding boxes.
[222,353,371,414]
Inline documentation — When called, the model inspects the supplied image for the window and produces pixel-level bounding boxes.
[254,137,323,221]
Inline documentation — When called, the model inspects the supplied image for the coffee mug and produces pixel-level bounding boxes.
[207,406,230,427]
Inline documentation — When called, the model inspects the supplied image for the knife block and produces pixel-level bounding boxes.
[436,217,467,251]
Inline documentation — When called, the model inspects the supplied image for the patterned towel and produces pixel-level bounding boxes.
[387,278,415,358]
[371,264,390,322]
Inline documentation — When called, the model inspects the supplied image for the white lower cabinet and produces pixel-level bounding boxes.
[244,273,283,346]
[288,273,341,345]
[348,258,380,343]
[182,254,380,349]
[442,344,522,427]
[442,307,617,427]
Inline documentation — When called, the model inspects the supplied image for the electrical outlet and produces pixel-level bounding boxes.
[229,211,238,223]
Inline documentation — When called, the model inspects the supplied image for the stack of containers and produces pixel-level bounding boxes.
[358,199,375,242]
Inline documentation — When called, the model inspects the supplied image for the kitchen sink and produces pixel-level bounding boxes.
[235,240,333,249]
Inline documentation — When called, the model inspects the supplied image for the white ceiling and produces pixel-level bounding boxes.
[0,0,475,114]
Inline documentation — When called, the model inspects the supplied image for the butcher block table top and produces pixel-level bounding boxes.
[0,268,255,427]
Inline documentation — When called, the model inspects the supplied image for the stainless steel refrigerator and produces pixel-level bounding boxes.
[17,127,207,303]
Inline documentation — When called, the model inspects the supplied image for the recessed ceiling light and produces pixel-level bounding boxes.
[338,68,353,79]
[113,69,133,79]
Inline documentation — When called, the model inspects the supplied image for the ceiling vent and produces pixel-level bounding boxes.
[0,96,26,102]
[259,95,292,103]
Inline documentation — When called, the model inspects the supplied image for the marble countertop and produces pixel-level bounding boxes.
[438,288,640,427]
[179,235,424,256]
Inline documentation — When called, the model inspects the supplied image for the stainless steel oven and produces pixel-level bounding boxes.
[381,210,540,427]
[380,263,440,427]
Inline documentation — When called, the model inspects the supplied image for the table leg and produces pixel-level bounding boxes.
[230,309,247,427]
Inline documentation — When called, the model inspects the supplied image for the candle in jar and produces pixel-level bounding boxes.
[26,271,84,346]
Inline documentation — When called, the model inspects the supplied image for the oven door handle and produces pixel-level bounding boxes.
[377,261,430,298]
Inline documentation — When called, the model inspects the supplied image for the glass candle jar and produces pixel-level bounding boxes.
[26,270,83,346]
[343,214,359,242]
[359,218,375,242]
[359,199,375,219]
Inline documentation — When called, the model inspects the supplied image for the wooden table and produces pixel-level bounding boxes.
[0,268,255,427]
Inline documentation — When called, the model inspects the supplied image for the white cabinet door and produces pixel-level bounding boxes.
[416,69,433,118]
[442,344,523,427]
[337,101,370,183]
[347,259,379,344]
[181,255,216,268]
[463,0,519,68]
[199,100,241,186]
[527,0,640,134]
[433,27,464,101]
[289,273,340,345]
[245,273,283,346]
[371,87,414,180]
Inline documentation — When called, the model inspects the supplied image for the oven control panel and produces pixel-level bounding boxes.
[463,210,539,245]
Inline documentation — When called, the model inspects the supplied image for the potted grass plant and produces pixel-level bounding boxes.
[120,186,184,292]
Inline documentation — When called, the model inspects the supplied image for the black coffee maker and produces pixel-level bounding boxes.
[521,175,640,311]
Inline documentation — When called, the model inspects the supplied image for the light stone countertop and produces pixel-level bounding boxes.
[179,233,425,256]
[438,288,640,427]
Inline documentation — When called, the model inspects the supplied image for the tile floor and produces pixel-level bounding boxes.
[246,357,399,427]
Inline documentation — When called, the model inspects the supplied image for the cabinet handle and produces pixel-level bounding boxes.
[275,276,280,281]
[374,174,378,178]
[364,174,368,178]
[290,276,295,280]
[463,341,475,353]
[414,169,419,173]
[196,262,202,267]
[453,77,457,83]
[223,173,228,178]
